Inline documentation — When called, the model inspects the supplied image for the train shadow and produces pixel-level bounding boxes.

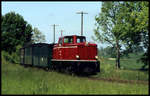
[52,69,98,77]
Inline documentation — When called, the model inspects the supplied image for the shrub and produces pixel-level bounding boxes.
[2,45,22,64]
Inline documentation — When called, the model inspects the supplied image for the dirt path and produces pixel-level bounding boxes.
[86,77,149,85]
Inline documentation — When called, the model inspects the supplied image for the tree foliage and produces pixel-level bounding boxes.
[117,2,149,51]
[1,12,33,54]
[98,46,116,58]
[32,27,46,43]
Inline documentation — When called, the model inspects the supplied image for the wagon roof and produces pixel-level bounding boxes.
[21,43,54,49]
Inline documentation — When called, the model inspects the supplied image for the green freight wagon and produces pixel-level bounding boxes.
[20,43,54,69]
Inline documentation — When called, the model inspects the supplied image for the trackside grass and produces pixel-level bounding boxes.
[2,57,148,95]
[94,58,149,81]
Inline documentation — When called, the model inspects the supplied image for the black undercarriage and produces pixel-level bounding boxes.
[51,61,100,75]
[21,60,100,75]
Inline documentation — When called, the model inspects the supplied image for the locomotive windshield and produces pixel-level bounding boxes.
[64,36,73,44]
[77,36,86,43]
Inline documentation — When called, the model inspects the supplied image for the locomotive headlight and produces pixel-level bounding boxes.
[95,56,98,59]
[76,55,79,59]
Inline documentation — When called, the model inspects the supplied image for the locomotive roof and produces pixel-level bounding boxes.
[62,35,86,38]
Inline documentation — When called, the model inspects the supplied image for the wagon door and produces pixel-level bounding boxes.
[20,48,25,65]
[39,46,48,67]
[24,47,32,65]
[33,46,39,66]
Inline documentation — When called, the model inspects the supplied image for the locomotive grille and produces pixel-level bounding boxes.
[78,45,96,60]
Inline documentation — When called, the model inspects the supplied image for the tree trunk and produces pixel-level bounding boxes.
[116,40,120,69]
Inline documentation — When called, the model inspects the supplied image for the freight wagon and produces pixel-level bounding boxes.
[20,43,54,70]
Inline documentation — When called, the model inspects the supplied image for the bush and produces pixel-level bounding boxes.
[2,45,22,64]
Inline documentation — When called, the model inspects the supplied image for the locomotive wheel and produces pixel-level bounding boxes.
[83,67,94,75]
[44,67,49,71]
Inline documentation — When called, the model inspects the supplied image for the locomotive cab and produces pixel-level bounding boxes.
[53,35,98,60]
[52,35,100,74]
[57,35,86,46]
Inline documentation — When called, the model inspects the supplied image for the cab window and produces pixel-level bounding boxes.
[77,37,86,43]
[59,38,63,44]
[64,37,73,44]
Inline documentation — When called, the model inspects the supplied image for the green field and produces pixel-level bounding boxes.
[94,58,148,81]
[2,54,149,95]
[99,52,147,70]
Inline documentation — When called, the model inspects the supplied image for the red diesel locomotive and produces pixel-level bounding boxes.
[51,35,100,74]
[20,35,100,74]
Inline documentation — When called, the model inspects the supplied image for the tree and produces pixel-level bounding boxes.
[32,27,46,43]
[94,2,123,69]
[94,1,149,69]
[1,12,33,54]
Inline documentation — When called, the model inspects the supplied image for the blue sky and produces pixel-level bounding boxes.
[2,1,107,48]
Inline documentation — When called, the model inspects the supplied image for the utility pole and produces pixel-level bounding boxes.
[60,30,64,37]
[51,24,59,43]
[76,11,88,36]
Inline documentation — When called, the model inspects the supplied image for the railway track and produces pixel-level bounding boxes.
[85,77,149,85]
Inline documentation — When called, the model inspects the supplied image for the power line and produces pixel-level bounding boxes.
[76,11,88,36]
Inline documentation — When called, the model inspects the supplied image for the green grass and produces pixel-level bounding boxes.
[105,58,144,70]
[99,52,146,70]
[2,55,149,95]
[96,57,148,81]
